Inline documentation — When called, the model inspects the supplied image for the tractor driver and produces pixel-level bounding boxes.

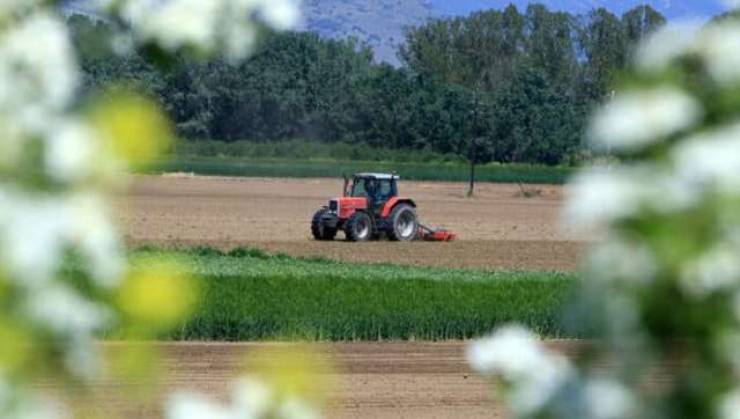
[364,178,382,211]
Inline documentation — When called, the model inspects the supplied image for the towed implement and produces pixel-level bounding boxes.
[311,173,457,242]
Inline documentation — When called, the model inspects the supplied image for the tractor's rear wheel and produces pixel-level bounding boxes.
[311,209,337,241]
[344,211,373,242]
[388,204,419,241]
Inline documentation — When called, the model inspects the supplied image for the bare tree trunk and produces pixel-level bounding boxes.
[467,140,476,197]
[467,88,481,198]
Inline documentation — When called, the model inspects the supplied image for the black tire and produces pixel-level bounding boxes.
[311,209,337,241]
[387,204,418,241]
[344,211,373,242]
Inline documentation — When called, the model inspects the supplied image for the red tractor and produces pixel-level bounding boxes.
[311,173,457,242]
[311,173,419,241]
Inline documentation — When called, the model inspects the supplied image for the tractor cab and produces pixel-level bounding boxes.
[348,173,399,212]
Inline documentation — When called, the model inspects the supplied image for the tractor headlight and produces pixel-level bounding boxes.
[329,199,339,214]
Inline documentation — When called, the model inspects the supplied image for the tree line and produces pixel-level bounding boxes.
[70,4,667,166]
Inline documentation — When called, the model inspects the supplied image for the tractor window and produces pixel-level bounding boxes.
[379,180,393,200]
[351,179,367,197]
[351,177,396,199]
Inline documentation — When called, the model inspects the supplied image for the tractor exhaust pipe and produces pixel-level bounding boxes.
[342,174,349,197]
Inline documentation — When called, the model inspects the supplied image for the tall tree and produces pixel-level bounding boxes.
[581,8,628,100]
[524,5,578,90]
[66,5,668,168]
[622,4,667,45]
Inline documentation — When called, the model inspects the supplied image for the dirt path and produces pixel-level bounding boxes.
[161,342,498,419]
[118,175,588,271]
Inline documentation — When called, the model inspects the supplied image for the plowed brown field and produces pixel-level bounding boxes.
[106,176,597,417]
[118,175,588,271]
[70,342,598,419]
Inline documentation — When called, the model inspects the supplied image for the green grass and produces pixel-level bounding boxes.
[145,157,574,184]
[131,247,578,341]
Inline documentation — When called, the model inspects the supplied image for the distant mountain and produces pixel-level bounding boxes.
[61,0,731,65]
[60,0,97,17]
[299,0,433,66]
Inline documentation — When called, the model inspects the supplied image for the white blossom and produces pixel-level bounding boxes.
[467,326,573,416]
[585,235,658,284]
[67,192,125,288]
[120,0,299,60]
[45,119,97,183]
[258,0,300,31]
[0,188,124,287]
[0,0,44,19]
[588,87,702,152]
[564,168,644,231]
[131,0,221,52]
[110,33,136,56]
[0,1,305,418]
[63,336,103,381]
[0,382,69,419]
[0,189,123,287]
[635,16,740,87]
[222,16,258,62]
[698,22,740,85]
[719,388,740,419]
[565,165,700,232]
[635,21,701,73]
[0,13,78,124]
[583,378,635,419]
[649,172,702,214]
[165,392,231,419]
[117,0,149,23]
[468,326,541,376]
[276,398,320,419]
[672,122,740,194]
[0,190,72,285]
[681,244,740,298]
[24,283,111,336]
[231,377,273,418]
[167,377,320,419]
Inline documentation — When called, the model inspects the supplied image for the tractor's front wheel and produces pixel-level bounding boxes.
[344,211,373,242]
[311,209,337,241]
[388,204,419,241]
